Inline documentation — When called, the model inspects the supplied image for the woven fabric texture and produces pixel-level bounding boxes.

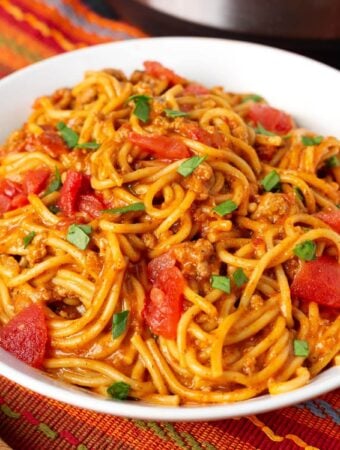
[0,1,339,449]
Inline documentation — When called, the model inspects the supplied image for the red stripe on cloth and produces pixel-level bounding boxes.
[12,0,112,45]
[0,3,66,53]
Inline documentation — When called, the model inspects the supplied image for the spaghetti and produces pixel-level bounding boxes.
[0,61,339,406]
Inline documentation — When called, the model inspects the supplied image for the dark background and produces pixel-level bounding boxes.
[84,0,339,70]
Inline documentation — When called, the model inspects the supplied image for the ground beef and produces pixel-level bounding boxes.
[181,163,214,201]
[173,238,215,281]
[251,192,299,224]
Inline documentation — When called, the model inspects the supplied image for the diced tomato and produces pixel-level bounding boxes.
[248,104,293,135]
[19,127,68,158]
[58,170,89,217]
[143,61,185,86]
[129,132,190,160]
[78,194,105,218]
[148,251,176,283]
[0,194,12,213]
[182,123,226,149]
[183,83,209,95]
[0,179,22,198]
[11,194,28,209]
[315,209,340,233]
[34,128,68,158]
[143,266,184,339]
[22,168,50,195]
[291,256,340,308]
[0,179,27,213]
[0,303,48,368]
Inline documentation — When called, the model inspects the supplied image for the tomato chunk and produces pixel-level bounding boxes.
[78,194,105,218]
[11,194,28,209]
[183,83,209,95]
[144,266,184,340]
[248,104,293,135]
[291,256,340,308]
[23,168,50,195]
[22,128,68,158]
[0,179,27,213]
[182,123,226,149]
[148,251,176,283]
[0,303,48,368]
[0,179,22,198]
[0,194,12,213]
[315,209,340,233]
[58,171,89,217]
[129,132,190,160]
[143,61,185,86]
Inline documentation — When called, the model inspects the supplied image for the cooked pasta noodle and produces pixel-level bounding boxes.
[0,61,339,405]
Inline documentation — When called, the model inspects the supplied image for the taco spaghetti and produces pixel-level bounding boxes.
[0,61,339,405]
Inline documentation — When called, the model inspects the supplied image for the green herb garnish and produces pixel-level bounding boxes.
[77,142,100,150]
[242,94,263,103]
[44,167,62,196]
[66,224,92,250]
[56,122,79,148]
[128,95,151,123]
[294,187,303,202]
[254,123,276,137]
[23,231,36,248]
[293,240,316,261]
[301,135,323,146]
[56,122,99,150]
[48,205,60,214]
[164,109,188,118]
[102,203,145,215]
[325,155,340,169]
[213,199,238,216]
[260,170,281,192]
[107,381,130,400]
[233,268,248,288]
[112,310,129,339]
[211,275,231,294]
[293,339,309,357]
[177,156,206,177]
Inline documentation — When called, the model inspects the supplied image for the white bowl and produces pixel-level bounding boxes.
[0,37,339,421]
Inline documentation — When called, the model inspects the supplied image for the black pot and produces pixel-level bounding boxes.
[107,0,340,68]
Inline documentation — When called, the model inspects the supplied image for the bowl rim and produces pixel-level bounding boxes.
[0,36,339,421]
[1,351,339,421]
[0,36,338,89]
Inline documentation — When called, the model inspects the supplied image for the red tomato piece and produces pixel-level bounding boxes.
[143,266,184,339]
[11,194,29,209]
[182,124,226,148]
[20,128,68,158]
[129,132,190,160]
[78,194,105,218]
[315,209,340,233]
[148,251,176,283]
[23,168,50,195]
[143,61,185,86]
[0,303,48,368]
[58,170,88,216]
[0,179,22,198]
[248,104,293,135]
[291,256,340,308]
[0,194,12,213]
[183,83,209,95]
[36,129,68,158]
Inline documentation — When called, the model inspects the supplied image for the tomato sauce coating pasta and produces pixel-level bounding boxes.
[0,62,339,405]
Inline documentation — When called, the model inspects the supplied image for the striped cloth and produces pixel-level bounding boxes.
[0,1,339,449]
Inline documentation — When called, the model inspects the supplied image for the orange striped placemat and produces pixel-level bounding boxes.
[0,1,340,449]
[1,375,339,450]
